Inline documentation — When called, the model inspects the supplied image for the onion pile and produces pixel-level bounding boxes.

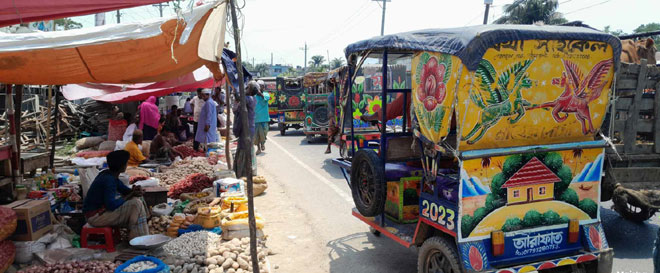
[167,174,212,199]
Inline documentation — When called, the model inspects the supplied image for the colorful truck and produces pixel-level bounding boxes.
[302,72,332,142]
[332,25,620,272]
[276,76,305,135]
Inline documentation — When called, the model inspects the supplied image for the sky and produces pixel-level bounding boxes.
[73,0,660,68]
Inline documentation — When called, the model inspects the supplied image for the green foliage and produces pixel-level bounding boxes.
[502,154,523,178]
[543,152,564,172]
[502,217,523,232]
[559,216,570,224]
[579,198,598,218]
[330,58,345,69]
[484,193,504,211]
[490,174,506,199]
[309,55,326,68]
[522,210,543,227]
[473,207,489,223]
[542,210,561,225]
[633,23,660,51]
[493,0,567,25]
[559,188,579,207]
[603,26,626,36]
[54,18,82,30]
[461,215,474,238]
[555,166,573,195]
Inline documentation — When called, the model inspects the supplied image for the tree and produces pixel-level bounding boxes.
[330,58,345,69]
[633,23,660,50]
[309,55,326,67]
[54,18,82,30]
[253,63,270,77]
[281,67,299,77]
[494,0,567,25]
[603,25,626,36]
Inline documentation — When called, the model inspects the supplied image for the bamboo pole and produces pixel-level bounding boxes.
[228,0,259,271]
[225,77,232,170]
[49,87,60,169]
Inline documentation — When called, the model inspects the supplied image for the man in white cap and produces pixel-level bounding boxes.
[195,88,219,151]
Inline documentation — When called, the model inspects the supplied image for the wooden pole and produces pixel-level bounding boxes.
[49,87,60,169]
[46,86,52,166]
[224,77,232,170]
[14,85,22,175]
[228,0,259,271]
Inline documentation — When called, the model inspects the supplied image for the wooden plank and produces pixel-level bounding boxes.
[615,97,655,111]
[623,59,648,153]
[615,119,653,133]
[609,167,660,183]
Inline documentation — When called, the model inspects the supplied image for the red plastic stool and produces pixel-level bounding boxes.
[80,223,119,252]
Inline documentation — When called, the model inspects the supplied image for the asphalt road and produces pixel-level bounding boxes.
[257,128,658,273]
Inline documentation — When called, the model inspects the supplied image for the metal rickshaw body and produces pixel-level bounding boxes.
[332,24,621,273]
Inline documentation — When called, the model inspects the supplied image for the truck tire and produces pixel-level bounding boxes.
[418,236,462,273]
[278,123,286,136]
[306,134,313,143]
[350,149,385,217]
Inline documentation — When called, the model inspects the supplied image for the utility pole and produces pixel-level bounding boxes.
[373,0,390,36]
[483,0,493,25]
[327,50,330,67]
[300,42,308,73]
[116,10,121,23]
[271,53,273,66]
[153,2,169,17]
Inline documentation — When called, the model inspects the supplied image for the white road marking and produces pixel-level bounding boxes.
[268,138,354,204]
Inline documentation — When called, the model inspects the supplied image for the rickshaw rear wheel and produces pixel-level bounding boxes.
[418,236,461,273]
[278,123,286,136]
[350,149,386,217]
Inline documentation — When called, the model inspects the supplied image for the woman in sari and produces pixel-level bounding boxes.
[139,96,160,140]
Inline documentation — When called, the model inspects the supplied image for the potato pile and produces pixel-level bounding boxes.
[148,215,172,234]
[155,158,216,186]
[163,232,272,273]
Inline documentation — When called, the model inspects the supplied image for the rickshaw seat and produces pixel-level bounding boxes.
[386,135,421,161]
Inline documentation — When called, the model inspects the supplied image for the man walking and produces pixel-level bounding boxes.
[195,89,219,151]
[254,80,270,155]
[191,89,205,150]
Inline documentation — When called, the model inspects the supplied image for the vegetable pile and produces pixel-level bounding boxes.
[0,240,15,272]
[122,261,157,272]
[168,174,212,199]
[154,158,216,186]
[0,207,17,241]
[162,232,272,273]
[173,145,205,158]
[148,215,172,234]
[129,175,150,184]
[75,150,111,159]
[20,261,120,273]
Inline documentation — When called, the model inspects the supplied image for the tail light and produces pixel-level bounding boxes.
[569,219,579,243]
[491,230,504,256]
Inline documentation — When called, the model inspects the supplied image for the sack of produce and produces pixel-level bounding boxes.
[254,183,268,196]
[179,191,211,201]
[221,211,264,231]
[168,174,212,199]
[141,141,151,158]
[75,136,105,150]
[0,240,15,273]
[98,140,118,151]
[125,167,153,178]
[0,207,17,241]
[13,240,44,264]
[107,119,127,142]
[75,150,111,159]
[115,255,169,273]
[220,196,247,212]
[193,207,221,229]
[152,204,173,217]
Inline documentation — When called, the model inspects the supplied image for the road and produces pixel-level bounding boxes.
[255,129,658,273]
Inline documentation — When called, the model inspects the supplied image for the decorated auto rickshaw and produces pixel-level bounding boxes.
[332,25,620,273]
[334,63,407,158]
[256,77,279,124]
[275,76,305,135]
[302,72,331,142]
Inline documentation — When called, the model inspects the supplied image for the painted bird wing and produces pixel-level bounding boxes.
[562,59,584,94]
[577,59,613,101]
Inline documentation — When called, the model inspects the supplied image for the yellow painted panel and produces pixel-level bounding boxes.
[457,40,615,150]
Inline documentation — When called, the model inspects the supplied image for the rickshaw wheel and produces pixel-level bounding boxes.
[369,227,381,236]
[278,123,286,136]
[350,149,385,217]
[418,237,461,273]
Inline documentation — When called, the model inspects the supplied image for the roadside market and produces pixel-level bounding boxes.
[0,1,270,273]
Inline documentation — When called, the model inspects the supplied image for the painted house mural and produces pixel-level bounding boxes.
[502,157,558,205]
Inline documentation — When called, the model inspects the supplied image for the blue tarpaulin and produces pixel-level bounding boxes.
[222,48,253,97]
[344,24,622,71]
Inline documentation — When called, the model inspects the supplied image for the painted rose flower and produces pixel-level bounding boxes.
[288,96,301,107]
[417,56,447,111]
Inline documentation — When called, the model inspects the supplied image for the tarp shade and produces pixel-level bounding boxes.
[0,2,226,85]
[62,66,218,104]
[0,0,170,27]
[222,48,252,97]
[344,24,622,71]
